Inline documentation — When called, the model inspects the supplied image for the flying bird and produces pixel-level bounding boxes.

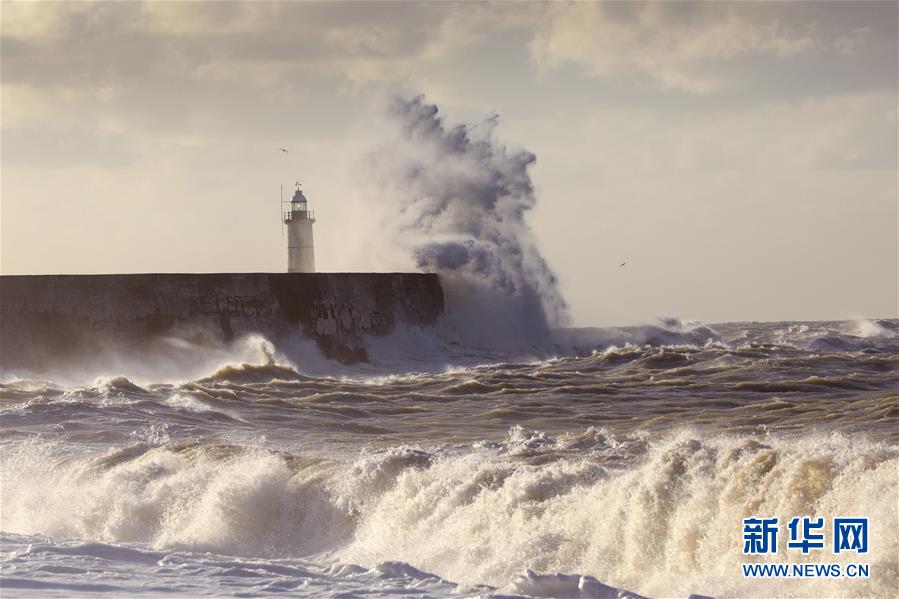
[279,148,288,153]
[619,262,627,267]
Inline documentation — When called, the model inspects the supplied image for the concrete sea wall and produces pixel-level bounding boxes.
[0,273,444,367]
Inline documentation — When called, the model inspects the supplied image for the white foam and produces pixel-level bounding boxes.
[2,429,896,597]
[333,429,898,598]
[504,569,648,599]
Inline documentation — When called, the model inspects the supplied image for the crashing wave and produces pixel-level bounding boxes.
[2,427,895,597]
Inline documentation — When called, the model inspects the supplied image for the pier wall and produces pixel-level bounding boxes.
[0,273,444,366]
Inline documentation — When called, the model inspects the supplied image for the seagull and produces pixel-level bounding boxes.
[619,262,627,267]
[279,148,288,153]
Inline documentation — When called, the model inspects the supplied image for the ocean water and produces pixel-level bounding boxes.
[1,318,897,598]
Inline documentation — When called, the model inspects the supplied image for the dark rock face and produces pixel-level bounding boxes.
[0,273,444,367]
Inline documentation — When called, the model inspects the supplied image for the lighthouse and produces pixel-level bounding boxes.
[283,182,316,272]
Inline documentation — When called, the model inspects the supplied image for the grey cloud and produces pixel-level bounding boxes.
[5,1,892,104]
[531,1,896,98]
[0,2,437,88]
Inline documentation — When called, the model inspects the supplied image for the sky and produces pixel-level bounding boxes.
[1,1,896,326]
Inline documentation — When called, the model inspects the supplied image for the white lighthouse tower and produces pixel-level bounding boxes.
[283,182,316,272]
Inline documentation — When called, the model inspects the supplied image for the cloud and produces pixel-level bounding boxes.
[834,27,873,56]
[528,1,895,97]
[529,2,818,94]
[4,1,892,101]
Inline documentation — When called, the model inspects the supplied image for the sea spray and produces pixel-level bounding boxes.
[336,429,898,597]
[0,443,354,558]
[2,319,897,597]
[2,427,895,597]
[369,95,568,346]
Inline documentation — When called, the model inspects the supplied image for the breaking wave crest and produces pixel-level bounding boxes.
[3,428,895,597]
[1,440,353,558]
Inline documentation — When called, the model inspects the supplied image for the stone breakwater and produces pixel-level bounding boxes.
[0,273,444,365]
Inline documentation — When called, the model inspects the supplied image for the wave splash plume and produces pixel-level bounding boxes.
[369,95,568,348]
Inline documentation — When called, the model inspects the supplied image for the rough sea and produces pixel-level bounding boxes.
[1,318,897,598]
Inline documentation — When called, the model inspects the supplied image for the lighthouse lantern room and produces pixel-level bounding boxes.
[283,182,316,272]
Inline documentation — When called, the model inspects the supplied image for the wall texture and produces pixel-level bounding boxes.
[0,273,444,367]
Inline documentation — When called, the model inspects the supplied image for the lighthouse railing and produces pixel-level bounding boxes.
[283,210,314,222]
